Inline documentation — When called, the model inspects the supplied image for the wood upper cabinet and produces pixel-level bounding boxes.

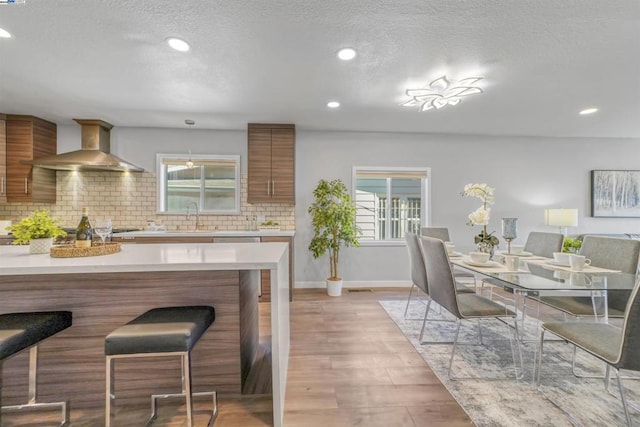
[0,114,6,204]
[5,114,57,203]
[247,123,295,204]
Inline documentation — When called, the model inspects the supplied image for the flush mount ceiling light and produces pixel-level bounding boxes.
[327,101,340,108]
[337,47,357,61]
[0,27,11,38]
[401,75,484,111]
[166,37,190,52]
[579,107,598,115]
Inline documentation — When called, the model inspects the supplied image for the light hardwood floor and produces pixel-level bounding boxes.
[1,288,472,426]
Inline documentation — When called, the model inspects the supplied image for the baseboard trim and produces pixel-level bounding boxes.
[295,281,411,289]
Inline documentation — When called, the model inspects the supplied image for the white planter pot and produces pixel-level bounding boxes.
[326,278,343,297]
[29,237,53,254]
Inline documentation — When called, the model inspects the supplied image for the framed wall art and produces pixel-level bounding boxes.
[591,170,640,218]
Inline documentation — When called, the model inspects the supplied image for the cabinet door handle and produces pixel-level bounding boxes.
[266,180,271,196]
[0,177,3,194]
[272,180,275,196]
[24,178,28,194]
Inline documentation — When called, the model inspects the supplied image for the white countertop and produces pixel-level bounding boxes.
[0,242,289,275]
[114,230,295,238]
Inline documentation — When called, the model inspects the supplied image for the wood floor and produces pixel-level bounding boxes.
[1,288,472,426]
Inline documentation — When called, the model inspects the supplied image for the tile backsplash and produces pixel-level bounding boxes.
[0,171,295,230]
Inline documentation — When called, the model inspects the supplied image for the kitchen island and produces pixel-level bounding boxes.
[0,242,290,426]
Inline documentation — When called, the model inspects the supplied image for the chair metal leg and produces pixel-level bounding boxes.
[617,369,633,426]
[106,351,217,427]
[418,299,433,343]
[403,284,416,318]
[571,344,607,378]
[2,346,69,427]
[447,319,462,380]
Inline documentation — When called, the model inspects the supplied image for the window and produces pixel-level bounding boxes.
[157,154,240,214]
[353,167,429,241]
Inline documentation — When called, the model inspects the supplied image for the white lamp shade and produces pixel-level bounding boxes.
[545,208,578,227]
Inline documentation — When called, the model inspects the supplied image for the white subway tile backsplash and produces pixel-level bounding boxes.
[0,172,296,231]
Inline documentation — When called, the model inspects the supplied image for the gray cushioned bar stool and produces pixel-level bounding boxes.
[105,306,217,427]
[0,311,73,426]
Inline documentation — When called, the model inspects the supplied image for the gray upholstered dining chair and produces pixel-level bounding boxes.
[537,236,640,319]
[404,232,473,320]
[523,232,564,258]
[536,276,640,426]
[419,236,522,380]
[420,227,477,287]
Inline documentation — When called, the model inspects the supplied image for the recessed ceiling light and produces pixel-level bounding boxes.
[327,101,340,108]
[166,37,190,52]
[579,108,598,115]
[337,48,357,61]
[0,27,11,38]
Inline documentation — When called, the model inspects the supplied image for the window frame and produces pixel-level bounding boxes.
[156,153,241,215]
[352,166,431,245]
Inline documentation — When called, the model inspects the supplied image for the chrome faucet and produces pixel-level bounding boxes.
[185,201,200,231]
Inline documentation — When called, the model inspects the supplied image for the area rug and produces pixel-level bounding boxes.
[380,298,640,427]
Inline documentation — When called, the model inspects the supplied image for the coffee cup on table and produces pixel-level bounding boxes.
[469,252,490,264]
[569,254,591,271]
[552,252,571,266]
[504,255,520,271]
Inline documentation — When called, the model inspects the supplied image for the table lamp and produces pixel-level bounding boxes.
[545,208,578,236]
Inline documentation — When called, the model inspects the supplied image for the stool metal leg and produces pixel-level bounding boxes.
[184,353,193,427]
[105,356,114,427]
[2,346,70,427]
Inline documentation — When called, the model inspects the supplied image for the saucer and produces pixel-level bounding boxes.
[464,260,502,268]
[546,259,571,267]
[447,251,463,258]
[497,250,533,257]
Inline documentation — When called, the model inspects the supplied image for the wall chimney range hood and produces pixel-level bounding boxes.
[27,119,144,172]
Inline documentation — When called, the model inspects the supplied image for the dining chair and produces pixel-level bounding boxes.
[536,276,640,426]
[404,232,473,320]
[537,236,640,319]
[420,226,477,287]
[523,232,565,258]
[419,236,522,380]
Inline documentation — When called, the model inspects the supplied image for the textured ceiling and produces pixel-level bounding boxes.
[0,0,638,137]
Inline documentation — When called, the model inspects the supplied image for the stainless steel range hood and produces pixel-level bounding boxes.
[27,119,144,172]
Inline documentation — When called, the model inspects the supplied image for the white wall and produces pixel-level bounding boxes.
[56,125,640,286]
[295,131,640,286]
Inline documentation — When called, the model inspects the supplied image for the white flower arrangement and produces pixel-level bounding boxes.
[462,183,499,247]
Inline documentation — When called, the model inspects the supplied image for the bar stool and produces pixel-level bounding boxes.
[105,306,217,427]
[0,311,73,426]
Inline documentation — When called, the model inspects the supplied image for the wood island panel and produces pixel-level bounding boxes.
[0,269,262,410]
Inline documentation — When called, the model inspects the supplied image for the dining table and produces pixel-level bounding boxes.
[449,251,638,323]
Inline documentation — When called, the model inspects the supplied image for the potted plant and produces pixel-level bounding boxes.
[308,179,360,296]
[8,209,66,254]
[562,237,582,254]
